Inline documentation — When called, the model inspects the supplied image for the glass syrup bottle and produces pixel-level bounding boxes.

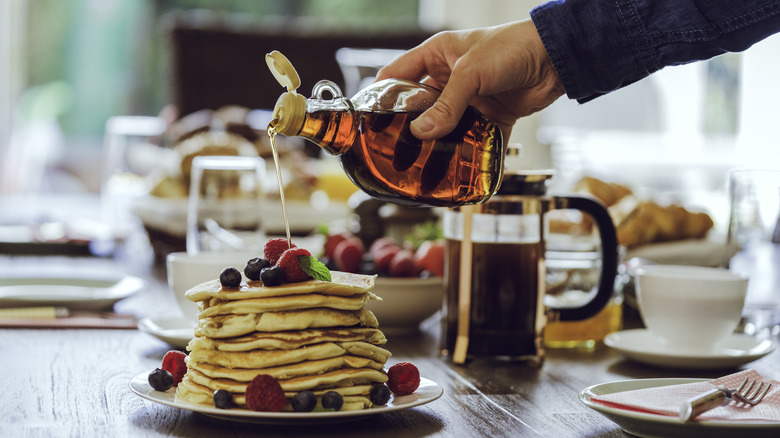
[265,51,504,207]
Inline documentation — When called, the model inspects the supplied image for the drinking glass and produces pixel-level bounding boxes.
[727,169,780,335]
[101,115,166,227]
[186,155,266,255]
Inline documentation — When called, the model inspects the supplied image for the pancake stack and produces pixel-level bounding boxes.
[175,270,392,411]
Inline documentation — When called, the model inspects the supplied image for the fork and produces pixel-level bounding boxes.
[680,377,772,422]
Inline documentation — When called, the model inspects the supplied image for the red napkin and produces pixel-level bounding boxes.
[592,370,780,422]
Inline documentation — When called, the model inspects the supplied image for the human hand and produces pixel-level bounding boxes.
[376,19,564,140]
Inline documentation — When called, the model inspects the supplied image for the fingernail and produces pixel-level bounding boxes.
[412,115,435,134]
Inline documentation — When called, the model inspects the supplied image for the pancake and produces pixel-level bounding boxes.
[188,341,391,369]
[198,292,375,318]
[189,355,384,382]
[176,376,374,411]
[195,308,379,338]
[186,328,386,352]
[188,341,347,368]
[186,367,388,394]
[186,271,377,302]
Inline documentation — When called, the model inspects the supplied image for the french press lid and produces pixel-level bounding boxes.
[496,170,555,196]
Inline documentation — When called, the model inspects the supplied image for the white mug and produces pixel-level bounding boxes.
[166,251,255,325]
[636,265,748,353]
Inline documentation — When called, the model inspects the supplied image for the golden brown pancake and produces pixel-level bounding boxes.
[189,355,384,382]
[195,308,379,338]
[198,292,375,318]
[186,328,386,352]
[186,271,377,302]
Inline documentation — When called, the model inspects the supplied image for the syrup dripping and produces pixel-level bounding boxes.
[267,120,292,248]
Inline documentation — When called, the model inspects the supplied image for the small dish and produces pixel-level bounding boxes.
[604,329,775,369]
[0,275,144,311]
[580,378,780,438]
[138,316,195,349]
[129,371,443,424]
[366,277,443,332]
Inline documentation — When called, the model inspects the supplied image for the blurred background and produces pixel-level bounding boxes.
[2,0,780,238]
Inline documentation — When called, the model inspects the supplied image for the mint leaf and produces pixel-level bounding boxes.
[299,255,331,282]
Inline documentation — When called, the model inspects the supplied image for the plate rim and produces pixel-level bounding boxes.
[579,377,780,430]
[604,329,775,366]
[0,274,145,306]
[129,371,443,423]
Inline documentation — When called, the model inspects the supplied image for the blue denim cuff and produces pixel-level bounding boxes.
[531,0,780,103]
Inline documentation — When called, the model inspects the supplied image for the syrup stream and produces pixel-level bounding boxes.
[267,121,292,248]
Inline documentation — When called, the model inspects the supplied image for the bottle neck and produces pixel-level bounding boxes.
[297,99,357,155]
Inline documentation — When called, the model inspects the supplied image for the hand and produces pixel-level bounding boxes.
[376,19,564,141]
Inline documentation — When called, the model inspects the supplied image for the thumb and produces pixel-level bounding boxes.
[411,76,474,140]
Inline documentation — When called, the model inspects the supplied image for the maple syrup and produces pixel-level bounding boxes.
[267,124,293,248]
[285,108,502,207]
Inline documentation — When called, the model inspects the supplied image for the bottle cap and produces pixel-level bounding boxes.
[266,51,305,135]
[266,51,301,92]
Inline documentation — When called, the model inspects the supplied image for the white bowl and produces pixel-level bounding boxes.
[635,265,748,353]
[166,251,257,324]
[367,277,443,332]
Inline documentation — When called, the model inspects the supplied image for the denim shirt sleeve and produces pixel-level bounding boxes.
[530,0,780,102]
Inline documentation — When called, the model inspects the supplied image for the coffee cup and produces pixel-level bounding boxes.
[166,251,255,325]
[635,265,748,353]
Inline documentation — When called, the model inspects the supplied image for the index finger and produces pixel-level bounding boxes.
[375,47,430,83]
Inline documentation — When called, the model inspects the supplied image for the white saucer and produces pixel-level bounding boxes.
[604,329,775,369]
[138,316,195,349]
[129,371,443,424]
[580,378,780,438]
[0,275,144,311]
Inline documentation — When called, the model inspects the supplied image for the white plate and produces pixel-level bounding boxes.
[604,329,775,369]
[129,371,443,424]
[138,316,195,349]
[580,378,780,438]
[0,275,144,311]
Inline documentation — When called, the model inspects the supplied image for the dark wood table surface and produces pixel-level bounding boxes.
[1,250,778,438]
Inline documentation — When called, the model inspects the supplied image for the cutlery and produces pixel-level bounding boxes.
[680,377,772,422]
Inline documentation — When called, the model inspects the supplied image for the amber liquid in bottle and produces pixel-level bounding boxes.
[295,108,503,207]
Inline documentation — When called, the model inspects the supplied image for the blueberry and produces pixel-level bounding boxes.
[212,389,234,409]
[244,258,270,281]
[260,266,285,286]
[369,384,391,405]
[148,368,174,391]
[321,391,343,411]
[291,390,317,412]
[219,267,242,288]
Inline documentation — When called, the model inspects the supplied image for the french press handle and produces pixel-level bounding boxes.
[549,194,619,322]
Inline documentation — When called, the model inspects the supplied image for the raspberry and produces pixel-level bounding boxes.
[264,238,295,265]
[277,247,312,283]
[387,362,420,396]
[245,374,286,412]
[161,350,187,386]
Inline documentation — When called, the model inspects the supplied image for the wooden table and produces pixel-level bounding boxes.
[1,251,778,438]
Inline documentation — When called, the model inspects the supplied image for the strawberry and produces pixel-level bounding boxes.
[245,374,286,412]
[374,245,400,273]
[277,247,312,282]
[161,350,187,386]
[414,240,445,277]
[333,238,365,273]
[264,238,295,265]
[387,362,420,396]
[388,249,419,277]
[369,237,399,259]
[323,232,351,259]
